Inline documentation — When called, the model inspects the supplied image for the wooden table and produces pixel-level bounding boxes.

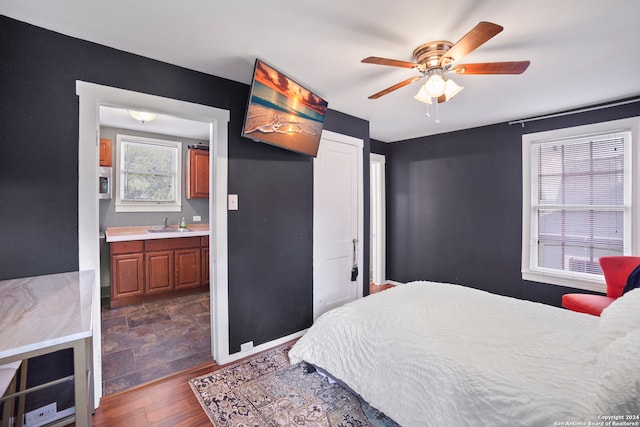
[0,271,94,426]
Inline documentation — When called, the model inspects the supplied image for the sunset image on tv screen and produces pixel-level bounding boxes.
[242,59,328,156]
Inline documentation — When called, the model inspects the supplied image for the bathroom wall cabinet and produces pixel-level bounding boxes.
[186,148,209,199]
[99,138,112,167]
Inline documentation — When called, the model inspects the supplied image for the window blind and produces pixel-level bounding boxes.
[532,131,630,276]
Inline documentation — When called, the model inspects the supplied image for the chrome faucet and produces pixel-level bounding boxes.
[163,217,168,229]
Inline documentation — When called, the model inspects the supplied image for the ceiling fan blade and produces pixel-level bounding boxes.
[368,76,423,99]
[441,22,503,64]
[450,61,530,74]
[362,56,418,69]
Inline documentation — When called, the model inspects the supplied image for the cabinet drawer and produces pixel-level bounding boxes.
[201,236,209,247]
[145,236,201,252]
[111,240,144,255]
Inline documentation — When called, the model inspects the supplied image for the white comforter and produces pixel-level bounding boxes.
[289,281,602,427]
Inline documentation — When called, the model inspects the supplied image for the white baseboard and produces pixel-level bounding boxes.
[218,329,307,365]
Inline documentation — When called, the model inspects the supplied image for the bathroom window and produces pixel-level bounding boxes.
[115,134,182,212]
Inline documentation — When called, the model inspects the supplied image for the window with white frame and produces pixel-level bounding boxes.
[522,117,639,292]
[115,134,182,212]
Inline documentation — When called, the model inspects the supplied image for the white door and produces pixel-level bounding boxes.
[313,131,363,320]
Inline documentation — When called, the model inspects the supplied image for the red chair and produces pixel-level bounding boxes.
[562,256,640,316]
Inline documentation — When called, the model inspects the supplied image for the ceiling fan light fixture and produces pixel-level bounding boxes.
[443,79,464,101]
[362,22,529,102]
[424,69,446,98]
[413,86,433,104]
[128,110,158,123]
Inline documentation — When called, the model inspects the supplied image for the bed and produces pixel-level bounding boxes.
[289,281,640,427]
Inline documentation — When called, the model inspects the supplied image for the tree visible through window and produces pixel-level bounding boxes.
[115,134,182,212]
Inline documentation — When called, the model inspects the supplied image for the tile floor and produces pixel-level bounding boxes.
[100,291,214,395]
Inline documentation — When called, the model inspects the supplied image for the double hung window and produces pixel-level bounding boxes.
[522,118,638,292]
[115,134,182,212]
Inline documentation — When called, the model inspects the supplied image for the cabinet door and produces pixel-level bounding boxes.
[111,253,144,299]
[146,251,174,294]
[201,246,210,287]
[187,149,209,199]
[175,248,201,289]
[99,138,112,167]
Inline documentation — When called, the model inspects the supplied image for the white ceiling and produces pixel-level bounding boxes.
[2,0,640,142]
[100,106,210,140]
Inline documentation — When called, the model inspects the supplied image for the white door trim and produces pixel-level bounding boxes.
[313,130,364,319]
[76,81,230,406]
[370,153,386,285]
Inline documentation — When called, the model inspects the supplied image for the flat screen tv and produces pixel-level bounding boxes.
[241,59,328,157]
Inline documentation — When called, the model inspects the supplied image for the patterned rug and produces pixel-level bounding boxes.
[189,344,399,426]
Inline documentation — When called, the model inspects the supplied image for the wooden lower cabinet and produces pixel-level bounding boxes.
[110,236,208,308]
[201,236,210,287]
[201,247,210,287]
[175,248,201,289]
[145,251,174,294]
[111,253,144,299]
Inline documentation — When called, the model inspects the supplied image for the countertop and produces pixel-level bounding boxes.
[105,223,209,242]
[0,271,94,359]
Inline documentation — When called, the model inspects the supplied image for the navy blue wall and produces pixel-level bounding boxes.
[371,139,391,157]
[0,15,370,410]
[386,100,640,306]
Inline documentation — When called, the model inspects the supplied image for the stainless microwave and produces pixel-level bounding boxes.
[98,166,112,199]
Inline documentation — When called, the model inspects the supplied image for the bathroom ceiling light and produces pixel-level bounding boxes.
[128,110,158,123]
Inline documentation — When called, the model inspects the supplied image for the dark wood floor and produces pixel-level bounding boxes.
[90,359,220,426]
[90,342,296,426]
[87,288,397,426]
[370,282,396,294]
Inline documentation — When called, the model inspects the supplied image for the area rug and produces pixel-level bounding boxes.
[189,344,399,426]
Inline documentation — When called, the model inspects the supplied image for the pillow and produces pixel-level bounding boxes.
[596,287,640,351]
[623,263,640,294]
[594,328,640,415]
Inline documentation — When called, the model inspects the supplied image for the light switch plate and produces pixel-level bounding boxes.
[192,215,201,222]
[228,194,239,210]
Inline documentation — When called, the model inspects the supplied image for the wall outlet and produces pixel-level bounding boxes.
[240,341,253,352]
[25,402,57,426]
[192,215,201,222]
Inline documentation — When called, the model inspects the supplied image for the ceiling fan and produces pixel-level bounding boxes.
[362,22,530,104]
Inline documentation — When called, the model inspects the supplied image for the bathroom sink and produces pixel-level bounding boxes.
[147,227,192,233]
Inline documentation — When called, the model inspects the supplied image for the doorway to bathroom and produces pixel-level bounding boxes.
[77,81,230,406]
[97,106,214,394]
